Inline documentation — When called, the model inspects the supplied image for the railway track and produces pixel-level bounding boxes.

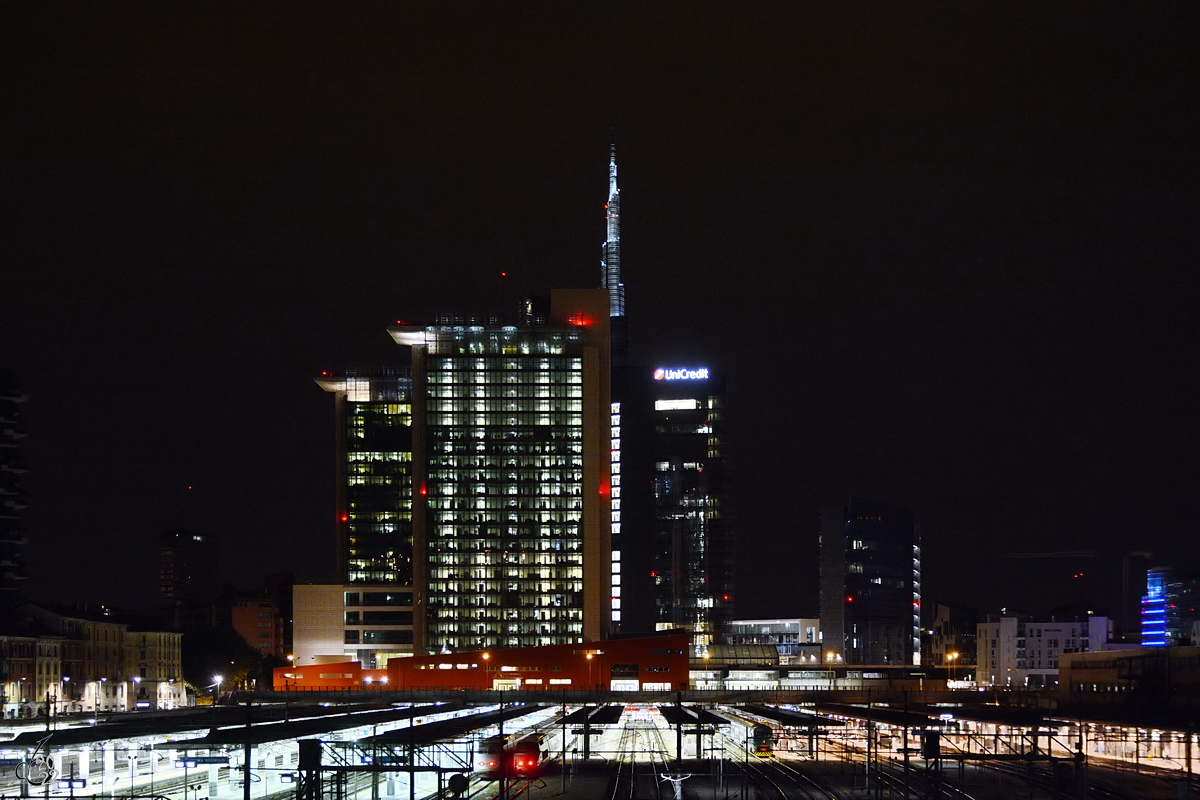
[608,712,670,800]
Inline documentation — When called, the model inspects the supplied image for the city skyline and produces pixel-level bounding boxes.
[5,4,1198,622]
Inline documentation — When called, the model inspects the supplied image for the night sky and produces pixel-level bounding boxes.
[5,4,1198,625]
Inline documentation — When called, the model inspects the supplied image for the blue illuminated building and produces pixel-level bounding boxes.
[1141,568,1172,646]
[1139,566,1200,647]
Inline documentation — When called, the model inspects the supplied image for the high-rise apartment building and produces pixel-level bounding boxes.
[159,530,219,605]
[819,499,921,665]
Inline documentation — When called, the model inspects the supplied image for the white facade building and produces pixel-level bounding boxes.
[977,615,1111,688]
[292,584,414,669]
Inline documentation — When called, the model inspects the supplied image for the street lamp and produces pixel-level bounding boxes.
[585,653,594,691]
[947,652,960,686]
[212,675,223,707]
[826,651,838,689]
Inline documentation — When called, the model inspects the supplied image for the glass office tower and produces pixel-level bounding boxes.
[648,367,735,651]
[609,366,735,653]
[393,288,612,651]
[317,369,414,585]
[820,499,921,665]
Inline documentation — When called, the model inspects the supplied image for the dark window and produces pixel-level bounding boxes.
[362,592,413,607]
[610,663,639,679]
[345,593,360,607]
[363,611,413,625]
[344,612,360,624]
[362,630,413,645]
[344,631,360,644]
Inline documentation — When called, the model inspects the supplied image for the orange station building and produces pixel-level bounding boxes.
[274,634,690,692]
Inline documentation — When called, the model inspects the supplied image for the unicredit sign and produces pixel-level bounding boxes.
[653,367,710,381]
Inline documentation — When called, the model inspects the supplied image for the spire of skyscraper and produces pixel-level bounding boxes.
[601,135,624,318]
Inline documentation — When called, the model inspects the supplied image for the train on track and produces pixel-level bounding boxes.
[751,724,774,756]
[474,733,544,780]
[718,711,777,757]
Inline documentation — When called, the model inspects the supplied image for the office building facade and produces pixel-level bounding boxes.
[301,145,738,661]
[729,618,821,664]
[316,369,415,585]
[1142,567,1200,647]
[393,288,612,651]
[820,499,921,665]
[608,365,735,653]
[302,370,417,666]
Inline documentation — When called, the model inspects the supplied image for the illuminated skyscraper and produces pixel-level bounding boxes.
[303,145,737,662]
[315,369,414,585]
[306,370,415,667]
[1140,566,1200,647]
[820,499,921,665]
[600,138,624,319]
[392,289,613,651]
[646,366,734,648]
[609,366,735,653]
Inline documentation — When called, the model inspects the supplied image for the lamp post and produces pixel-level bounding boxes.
[212,675,223,708]
[826,651,837,690]
[947,652,960,687]
[585,653,594,692]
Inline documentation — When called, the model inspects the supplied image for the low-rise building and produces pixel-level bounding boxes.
[977,614,1112,688]
[728,618,821,665]
[229,597,286,659]
[4,604,184,713]
[292,584,414,668]
[1060,644,1200,718]
[276,633,690,692]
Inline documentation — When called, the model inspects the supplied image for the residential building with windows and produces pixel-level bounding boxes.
[229,596,286,659]
[977,614,1112,688]
[159,529,219,628]
[3,604,183,714]
[928,601,978,671]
